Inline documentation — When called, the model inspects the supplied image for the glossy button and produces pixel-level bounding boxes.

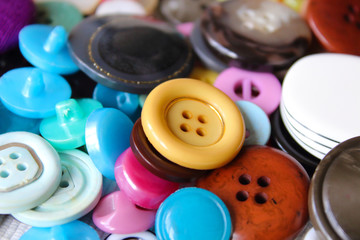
[0,0,35,54]
[0,132,61,214]
[196,146,310,239]
[189,65,219,85]
[309,137,360,239]
[141,78,245,170]
[115,147,179,209]
[40,99,103,150]
[214,67,282,115]
[13,150,102,227]
[200,0,312,70]
[35,1,83,33]
[85,108,133,180]
[19,24,79,75]
[68,15,193,94]
[155,187,232,240]
[95,0,146,16]
[0,67,71,119]
[93,83,141,122]
[92,191,156,234]
[131,118,207,183]
[19,220,100,240]
[235,100,271,146]
[305,0,360,55]
[107,231,156,240]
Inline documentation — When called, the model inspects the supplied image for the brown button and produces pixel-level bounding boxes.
[130,118,207,183]
[196,146,309,239]
[305,0,360,54]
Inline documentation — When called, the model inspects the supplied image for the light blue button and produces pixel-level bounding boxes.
[85,108,133,180]
[93,83,141,122]
[156,187,232,240]
[236,100,271,146]
[19,220,100,240]
[19,24,79,75]
[0,67,71,118]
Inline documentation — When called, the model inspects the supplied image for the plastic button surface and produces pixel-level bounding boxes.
[155,187,232,240]
[40,98,103,150]
[34,0,101,15]
[19,24,79,75]
[0,67,71,119]
[95,0,146,16]
[141,78,245,170]
[0,132,61,214]
[85,108,133,180]
[13,149,102,227]
[107,231,156,240]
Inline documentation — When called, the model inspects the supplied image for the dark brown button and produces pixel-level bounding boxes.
[309,136,360,239]
[305,0,360,55]
[130,118,207,183]
[197,146,310,239]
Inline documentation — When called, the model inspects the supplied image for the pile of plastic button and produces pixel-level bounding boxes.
[0,0,360,239]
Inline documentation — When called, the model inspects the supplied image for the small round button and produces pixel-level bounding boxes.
[0,67,71,119]
[141,78,245,170]
[95,0,146,16]
[107,231,156,240]
[155,187,232,240]
[0,132,61,214]
[115,147,179,209]
[196,146,310,239]
[131,118,207,183]
[13,149,102,227]
[189,64,219,85]
[68,15,194,94]
[92,191,157,234]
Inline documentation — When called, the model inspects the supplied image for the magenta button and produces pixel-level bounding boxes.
[214,67,282,115]
[115,147,179,209]
[92,191,156,234]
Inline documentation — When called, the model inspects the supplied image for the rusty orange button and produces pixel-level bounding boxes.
[305,0,360,55]
[196,146,309,240]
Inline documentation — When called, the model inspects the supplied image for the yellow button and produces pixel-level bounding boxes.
[141,78,246,170]
[189,65,219,85]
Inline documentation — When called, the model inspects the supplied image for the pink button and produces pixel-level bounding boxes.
[92,191,156,234]
[214,67,281,115]
[176,22,194,37]
[115,147,179,209]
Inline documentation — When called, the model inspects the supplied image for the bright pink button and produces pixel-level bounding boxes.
[92,191,156,234]
[214,67,282,115]
[115,147,179,209]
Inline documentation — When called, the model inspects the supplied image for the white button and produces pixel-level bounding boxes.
[107,231,157,240]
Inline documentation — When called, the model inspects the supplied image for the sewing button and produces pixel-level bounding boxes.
[35,1,83,33]
[142,78,245,170]
[107,231,156,240]
[0,132,61,214]
[95,0,146,16]
[235,100,271,146]
[199,0,312,70]
[0,67,71,119]
[189,65,219,85]
[137,0,159,15]
[155,187,232,240]
[40,98,103,150]
[0,0,35,54]
[92,191,157,234]
[85,108,133,180]
[34,0,101,15]
[115,147,179,209]
[13,149,102,227]
[309,136,360,239]
[68,15,193,94]
[196,146,309,239]
[214,67,281,115]
[131,118,207,183]
[93,83,141,122]
[19,24,79,75]
[305,0,360,55]
[19,220,100,240]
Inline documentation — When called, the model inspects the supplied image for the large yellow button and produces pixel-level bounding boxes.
[141,78,246,170]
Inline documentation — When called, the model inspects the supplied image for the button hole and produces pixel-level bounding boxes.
[9,153,20,160]
[60,181,69,188]
[182,111,192,119]
[16,163,27,171]
[236,191,249,202]
[196,128,206,136]
[255,192,268,204]
[251,84,260,97]
[257,176,270,187]
[239,174,251,185]
[344,13,354,23]
[348,4,359,14]
[180,124,191,132]
[0,170,9,178]
[198,115,207,124]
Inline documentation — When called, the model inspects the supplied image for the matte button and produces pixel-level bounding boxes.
[197,146,310,239]
[141,78,245,170]
[68,15,194,94]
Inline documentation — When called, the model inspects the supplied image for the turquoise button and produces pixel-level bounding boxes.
[156,187,232,240]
